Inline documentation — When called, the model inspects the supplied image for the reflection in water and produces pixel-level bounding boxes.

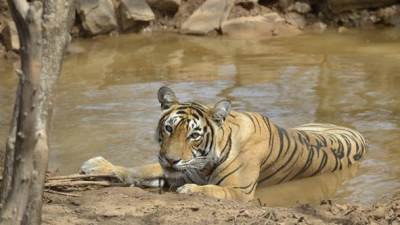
[1,30,400,205]
[255,165,359,207]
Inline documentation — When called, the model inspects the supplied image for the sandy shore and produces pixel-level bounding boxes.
[42,186,400,225]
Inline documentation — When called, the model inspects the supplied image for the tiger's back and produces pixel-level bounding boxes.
[255,120,367,186]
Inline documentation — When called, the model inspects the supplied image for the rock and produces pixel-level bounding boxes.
[4,49,19,60]
[180,0,234,35]
[359,10,379,28]
[323,0,398,13]
[221,14,302,39]
[289,1,311,14]
[235,0,257,10]
[337,26,350,33]
[371,206,386,220]
[0,0,8,16]
[310,21,327,33]
[1,20,20,51]
[118,0,155,31]
[0,42,5,58]
[378,5,400,27]
[146,0,181,15]
[285,12,307,29]
[78,0,118,36]
[263,12,286,23]
[279,0,294,11]
[70,25,81,38]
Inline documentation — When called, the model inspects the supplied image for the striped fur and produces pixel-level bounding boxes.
[80,87,367,201]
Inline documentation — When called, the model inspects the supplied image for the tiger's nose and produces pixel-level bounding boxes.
[166,157,181,166]
[159,153,181,166]
[161,154,181,166]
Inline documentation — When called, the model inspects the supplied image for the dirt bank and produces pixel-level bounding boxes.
[43,186,400,225]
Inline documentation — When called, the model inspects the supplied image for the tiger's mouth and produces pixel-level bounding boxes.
[158,154,209,172]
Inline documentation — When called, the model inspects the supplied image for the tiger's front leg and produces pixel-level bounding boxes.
[176,164,260,201]
[80,156,165,187]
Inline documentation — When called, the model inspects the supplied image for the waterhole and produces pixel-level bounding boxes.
[1,30,400,206]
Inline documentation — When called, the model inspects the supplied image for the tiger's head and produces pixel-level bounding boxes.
[156,86,231,175]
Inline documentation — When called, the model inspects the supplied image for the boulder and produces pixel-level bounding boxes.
[221,13,302,39]
[323,0,398,13]
[146,0,181,15]
[0,0,8,12]
[285,12,307,29]
[78,0,118,35]
[310,21,327,33]
[288,1,311,14]
[0,42,5,57]
[118,0,155,31]
[378,5,400,27]
[1,19,20,51]
[278,0,294,11]
[337,26,350,33]
[180,0,234,35]
[235,0,258,10]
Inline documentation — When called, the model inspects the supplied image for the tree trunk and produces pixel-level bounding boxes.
[0,0,74,224]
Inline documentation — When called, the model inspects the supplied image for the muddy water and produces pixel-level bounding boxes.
[1,30,400,206]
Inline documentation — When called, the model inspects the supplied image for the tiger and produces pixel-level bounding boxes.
[80,86,367,201]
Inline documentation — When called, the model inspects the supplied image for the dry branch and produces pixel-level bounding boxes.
[45,180,113,188]
[44,190,81,197]
[43,173,127,194]
[2,173,125,193]
[47,173,120,181]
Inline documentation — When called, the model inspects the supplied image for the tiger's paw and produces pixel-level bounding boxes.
[176,184,202,194]
[80,156,118,177]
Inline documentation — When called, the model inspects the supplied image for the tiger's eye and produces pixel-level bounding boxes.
[190,132,200,139]
[165,125,173,133]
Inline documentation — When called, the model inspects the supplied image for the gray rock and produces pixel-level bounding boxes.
[337,26,350,33]
[235,0,258,9]
[78,0,118,35]
[235,0,257,3]
[285,12,307,29]
[146,0,181,15]
[1,20,19,51]
[221,14,302,39]
[0,0,8,15]
[118,0,155,31]
[0,42,5,57]
[323,0,398,13]
[289,1,311,14]
[310,21,327,33]
[180,0,234,35]
[279,0,294,11]
[378,5,400,27]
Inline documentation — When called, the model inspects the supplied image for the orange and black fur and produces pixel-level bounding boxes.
[81,86,367,201]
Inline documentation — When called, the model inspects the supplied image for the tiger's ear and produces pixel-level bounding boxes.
[212,100,231,126]
[158,86,178,110]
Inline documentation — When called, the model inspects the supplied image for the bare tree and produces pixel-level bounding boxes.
[0,0,74,224]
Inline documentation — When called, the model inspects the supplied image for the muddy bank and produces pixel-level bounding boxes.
[43,186,400,225]
[1,0,400,57]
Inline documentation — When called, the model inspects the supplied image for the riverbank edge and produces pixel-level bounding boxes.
[1,0,400,58]
[42,186,400,225]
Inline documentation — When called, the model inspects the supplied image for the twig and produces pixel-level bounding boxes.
[44,189,81,197]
